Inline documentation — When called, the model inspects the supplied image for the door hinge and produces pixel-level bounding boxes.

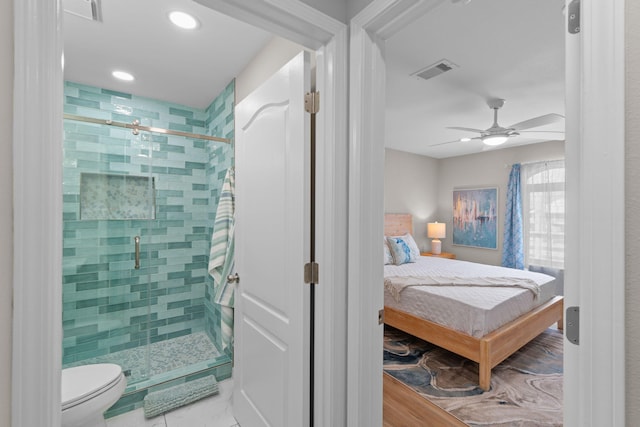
[304,91,320,114]
[567,0,580,34]
[378,309,385,325]
[304,262,319,284]
[566,306,579,345]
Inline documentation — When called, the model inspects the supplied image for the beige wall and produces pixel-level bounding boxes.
[626,0,640,424]
[382,141,563,265]
[384,142,565,265]
[384,148,440,251]
[437,141,564,265]
[235,36,308,104]
[1,0,13,425]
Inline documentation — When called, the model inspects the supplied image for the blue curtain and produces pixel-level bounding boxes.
[502,163,525,269]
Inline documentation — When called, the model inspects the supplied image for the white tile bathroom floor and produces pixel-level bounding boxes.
[106,379,238,427]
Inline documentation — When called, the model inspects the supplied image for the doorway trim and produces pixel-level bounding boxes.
[348,0,626,425]
[11,1,347,426]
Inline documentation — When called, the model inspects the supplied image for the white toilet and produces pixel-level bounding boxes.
[61,363,127,427]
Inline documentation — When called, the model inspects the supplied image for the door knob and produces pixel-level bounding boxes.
[227,273,240,284]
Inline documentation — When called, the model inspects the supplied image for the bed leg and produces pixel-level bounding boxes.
[557,308,564,330]
[479,364,491,391]
[479,340,491,391]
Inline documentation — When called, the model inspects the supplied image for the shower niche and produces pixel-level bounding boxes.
[80,173,156,220]
[62,80,235,417]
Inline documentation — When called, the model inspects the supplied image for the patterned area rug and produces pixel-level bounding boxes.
[384,326,563,426]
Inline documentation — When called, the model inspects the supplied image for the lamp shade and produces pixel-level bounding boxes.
[427,222,446,239]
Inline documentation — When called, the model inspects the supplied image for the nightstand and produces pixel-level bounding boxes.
[421,252,456,259]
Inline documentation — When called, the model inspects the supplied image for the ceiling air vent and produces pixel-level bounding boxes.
[412,59,458,81]
[63,0,102,22]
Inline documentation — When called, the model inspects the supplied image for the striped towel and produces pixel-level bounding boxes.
[208,168,235,352]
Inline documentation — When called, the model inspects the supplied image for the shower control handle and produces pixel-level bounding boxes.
[134,236,140,269]
[227,273,239,284]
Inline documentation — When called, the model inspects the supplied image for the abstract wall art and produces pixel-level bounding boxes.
[452,187,498,249]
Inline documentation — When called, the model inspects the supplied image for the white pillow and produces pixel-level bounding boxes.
[386,233,420,265]
[383,237,393,265]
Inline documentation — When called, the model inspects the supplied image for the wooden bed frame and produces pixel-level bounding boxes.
[384,213,564,391]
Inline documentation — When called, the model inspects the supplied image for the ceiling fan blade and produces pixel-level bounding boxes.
[429,137,481,147]
[508,113,565,131]
[428,140,460,147]
[517,130,565,139]
[446,126,485,133]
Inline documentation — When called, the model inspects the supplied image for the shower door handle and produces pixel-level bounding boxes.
[134,236,140,269]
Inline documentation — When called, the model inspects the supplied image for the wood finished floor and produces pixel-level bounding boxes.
[383,373,467,427]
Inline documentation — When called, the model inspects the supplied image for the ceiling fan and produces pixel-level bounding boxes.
[431,99,564,147]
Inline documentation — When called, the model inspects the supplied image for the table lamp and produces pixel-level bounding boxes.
[427,222,446,255]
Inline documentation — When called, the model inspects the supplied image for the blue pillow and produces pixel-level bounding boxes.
[387,235,418,265]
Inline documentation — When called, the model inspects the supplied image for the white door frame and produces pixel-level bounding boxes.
[11,1,347,426]
[348,0,625,426]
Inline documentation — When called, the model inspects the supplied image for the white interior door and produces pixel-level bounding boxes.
[564,1,626,425]
[233,51,311,427]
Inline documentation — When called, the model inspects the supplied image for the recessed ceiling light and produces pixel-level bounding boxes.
[460,137,472,142]
[169,11,199,30]
[112,70,134,81]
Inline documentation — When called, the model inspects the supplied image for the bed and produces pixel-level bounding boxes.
[383,213,564,391]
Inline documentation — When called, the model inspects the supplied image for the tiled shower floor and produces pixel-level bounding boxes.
[66,331,224,387]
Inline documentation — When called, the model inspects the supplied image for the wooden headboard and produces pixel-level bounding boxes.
[384,213,413,236]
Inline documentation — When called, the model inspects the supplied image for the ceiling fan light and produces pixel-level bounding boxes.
[482,135,508,146]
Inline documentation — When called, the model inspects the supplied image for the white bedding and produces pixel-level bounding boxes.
[384,256,557,338]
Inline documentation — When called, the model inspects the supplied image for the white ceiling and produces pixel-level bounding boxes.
[63,0,271,109]
[385,0,566,158]
[63,0,565,158]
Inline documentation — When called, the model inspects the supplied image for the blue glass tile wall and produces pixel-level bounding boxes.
[203,80,235,350]
[62,81,235,380]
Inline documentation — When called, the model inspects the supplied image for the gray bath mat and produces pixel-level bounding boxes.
[143,375,219,418]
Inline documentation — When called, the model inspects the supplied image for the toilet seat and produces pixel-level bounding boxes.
[62,364,125,411]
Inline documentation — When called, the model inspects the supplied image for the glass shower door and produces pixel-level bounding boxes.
[62,119,154,384]
[62,113,234,412]
[139,127,230,382]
